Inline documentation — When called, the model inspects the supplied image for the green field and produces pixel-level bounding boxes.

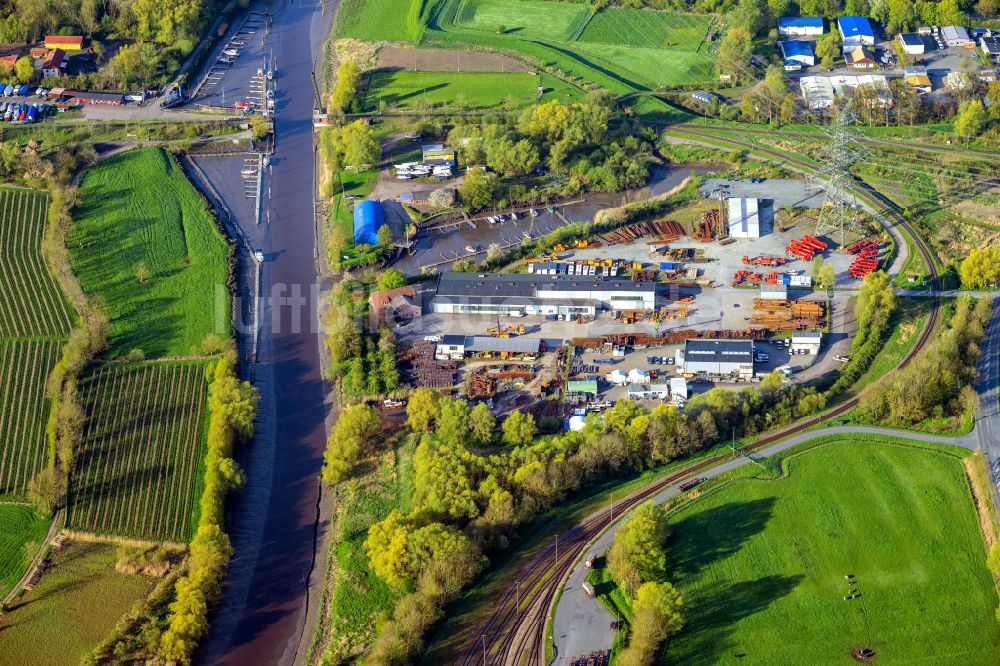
[0,541,156,666]
[67,362,207,542]
[0,188,74,338]
[334,0,433,42]
[428,0,716,94]
[0,340,62,497]
[577,7,712,49]
[574,42,715,87]
[452,0,589,40]
[70,148,231,358]
[664,442,1000,664]
[363,70,584,111]
[0,504,51,598]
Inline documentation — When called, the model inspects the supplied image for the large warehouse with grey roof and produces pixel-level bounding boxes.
[431,272,657,316]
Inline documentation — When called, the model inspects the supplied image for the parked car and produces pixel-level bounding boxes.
[423,335,441,343]
[833,355,850,362]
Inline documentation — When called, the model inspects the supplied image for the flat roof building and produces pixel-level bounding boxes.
[728,198,761,238]
[778,17,824,37]
[435,335,541,360]
[683,339,755,378]
[982,36,1000,60]
[897,33,926,55]
[780,40,816,67]
[670,377,688,400]
[760,283,788,300]
[627,384,671,400]
[568,379,599,396]
[432,272,656,317]
[838,16,875,46]
[791,332,822,355]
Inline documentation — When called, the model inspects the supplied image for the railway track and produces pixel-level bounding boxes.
[458,128,942,666]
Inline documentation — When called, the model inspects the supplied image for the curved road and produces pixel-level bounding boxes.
[552,295,1000,663]
[200,0,334,664]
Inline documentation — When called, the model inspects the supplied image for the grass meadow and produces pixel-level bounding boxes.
[0,541,156,666]
[578,7,712,49]
[334,0,435,42]
[0,504,51,598]
[452,0,589,40]
[573,42,716,87]
[662,441,1000,664]
[70,148,231,358]
[362,70,585,111]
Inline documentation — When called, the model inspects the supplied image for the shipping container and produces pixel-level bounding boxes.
[582,581,596,597]
[659,261,676,270]
[790,275,813,287]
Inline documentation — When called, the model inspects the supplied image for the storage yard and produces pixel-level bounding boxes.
[385,174,871,420]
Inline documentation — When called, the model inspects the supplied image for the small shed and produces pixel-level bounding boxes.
[435,334,466,360]
[847,47,876,69]
[608,369,628,385]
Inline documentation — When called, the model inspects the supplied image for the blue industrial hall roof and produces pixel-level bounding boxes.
[778,16,823,28]
[780,40,816,58]
[353,200,384,246]
[838,15,874,38]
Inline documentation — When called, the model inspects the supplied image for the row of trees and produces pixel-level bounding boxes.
[858,296,992,429]
[330,61,362,114]
[606,501,685,665]
[159,350,258,664]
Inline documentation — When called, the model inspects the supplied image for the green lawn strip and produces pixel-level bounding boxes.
[323,436,415,660]
[334,0,429,42]
[450,0,588,41]
[69,148,231,359]
[577,8,711,50]
[0,504,51,598]
[361,70,585,112]
[572,43,715,87]
[662,439,999,665]
[0,541,156,666]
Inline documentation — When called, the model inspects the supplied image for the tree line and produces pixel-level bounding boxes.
[858,296,992,430]
[158,349,258,664]
[607,501,685,666]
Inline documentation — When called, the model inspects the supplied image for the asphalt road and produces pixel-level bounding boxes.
[198,0,332,664]
[552,297,1000,663]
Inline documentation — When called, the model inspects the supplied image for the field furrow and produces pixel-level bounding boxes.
[68,363,208,541]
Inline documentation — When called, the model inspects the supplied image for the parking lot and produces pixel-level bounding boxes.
[192,7,273,113]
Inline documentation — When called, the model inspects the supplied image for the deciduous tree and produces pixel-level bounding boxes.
[501,410,536,446]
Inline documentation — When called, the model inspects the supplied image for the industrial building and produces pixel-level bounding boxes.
[838,16,875,46]
[941,25,974,47]
[799,75,892,110]
[44,35,83,50]
[728,198,761,238]
[435,335,541,360]
[681,339,755,379]
[691,90,717,105]
[568,379,599,397]
[353,200,384,246]
[431,272,657,317]
[778,16,824,37]
[897,33,926,55]
[760,284,788,300]
[982,36,1000,62]
[791,332,823,355]
[627,384,671,400]
[670,377,688,400]
[779,40,816,68]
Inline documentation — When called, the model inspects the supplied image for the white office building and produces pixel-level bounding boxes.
[791,332,823,355]
[683,339,755,378]
[728,198,761,238]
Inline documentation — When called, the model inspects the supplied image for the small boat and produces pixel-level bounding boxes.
[497,214,507,222]
[522,231,532,239]
[545,206,555,213]
[529,208,539,217]
[241,168,257,176]
[465,244,478,253]
[511,211,519,220]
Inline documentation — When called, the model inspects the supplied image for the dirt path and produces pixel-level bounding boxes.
[2,507,63,606]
